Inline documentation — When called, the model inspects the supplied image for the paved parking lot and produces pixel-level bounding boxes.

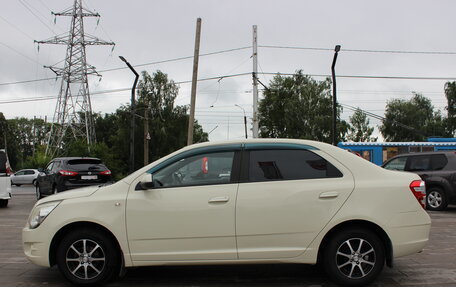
[1,185,456,287]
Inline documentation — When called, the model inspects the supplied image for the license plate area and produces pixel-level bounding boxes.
[81,175,98,180]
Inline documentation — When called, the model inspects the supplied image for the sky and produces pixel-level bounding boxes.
[1,0,456,142]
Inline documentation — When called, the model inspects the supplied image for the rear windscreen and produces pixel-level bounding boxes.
[0,151,6,173]
[67,159,105,171]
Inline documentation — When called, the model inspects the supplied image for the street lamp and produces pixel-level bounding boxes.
[235,104,248,139]
[119,56,139,174]
[331,45,341,146]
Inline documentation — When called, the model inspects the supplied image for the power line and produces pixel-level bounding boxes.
[259,72,456,81]
[259,45,456,55]
[0,42,43,65]
[18,0,58,35]
[0,47,252,86]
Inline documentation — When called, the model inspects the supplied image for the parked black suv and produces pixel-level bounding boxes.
[382,151,456,211]
[36,157,112,199]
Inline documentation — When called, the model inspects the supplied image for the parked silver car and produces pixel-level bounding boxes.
[10,169,39,186]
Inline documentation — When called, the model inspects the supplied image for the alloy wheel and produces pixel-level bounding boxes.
[335,238,376,279]
[428,191,442,209]
[65,239,106,280]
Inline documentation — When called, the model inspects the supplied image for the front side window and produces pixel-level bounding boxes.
[152,151,235,188]
[248,149,342,182]
[383,157,407,171]
[45,162,54,173]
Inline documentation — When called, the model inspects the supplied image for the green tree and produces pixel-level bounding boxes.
[258,70,348,143]
[347,108,377,142]
[379,93,448,141]
[445,81,456,136]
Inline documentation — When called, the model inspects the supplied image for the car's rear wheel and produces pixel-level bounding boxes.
[0,199,8,208]
[32,179,36,186]
[56,229,120,286]
[323,228,385,286]
[426,187,448,211]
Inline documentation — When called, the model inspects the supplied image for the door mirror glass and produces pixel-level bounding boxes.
[139,173,155,190]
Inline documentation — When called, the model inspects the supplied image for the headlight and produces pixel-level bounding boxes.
[28,201,61,229]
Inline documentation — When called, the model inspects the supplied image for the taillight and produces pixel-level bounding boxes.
[99,170,111,175]
[59,170,78,176]
[409,180,426,209]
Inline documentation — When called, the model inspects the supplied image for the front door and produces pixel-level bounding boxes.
[236,147,355,259]
[126,149,239,263]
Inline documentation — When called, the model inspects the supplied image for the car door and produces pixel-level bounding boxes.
[235,145,355,259]
[126,147,241,262]
[12,170,24,184]
[38,162,54,193]
[23,170,35,184]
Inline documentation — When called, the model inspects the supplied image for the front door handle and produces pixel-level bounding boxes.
[319,191,339,199]
[208,196,230,203]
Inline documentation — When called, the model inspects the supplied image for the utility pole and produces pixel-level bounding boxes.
[187,18,202,145]
[144,103,149,166]
[331,45,341,146]
[36,0,114,157]
[252,25,259,138]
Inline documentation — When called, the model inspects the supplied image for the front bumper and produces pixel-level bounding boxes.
[22,226,51,267]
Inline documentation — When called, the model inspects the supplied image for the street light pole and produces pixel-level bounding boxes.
[119,56,139,173]
[235,104,248,139]
[331,45,341,146]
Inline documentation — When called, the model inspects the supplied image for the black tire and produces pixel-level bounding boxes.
[56,228,120,286]
[426,187,448,211]
[52,185,58,195]
[323,228,385,287]
[0,199,8,208]
[36,185,43,200]
[32,179,36,186]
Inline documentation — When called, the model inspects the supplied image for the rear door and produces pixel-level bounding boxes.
[235,145,355,259]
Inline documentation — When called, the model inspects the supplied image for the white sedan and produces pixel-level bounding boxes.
[10,169,39,186]
[23,139,431,286]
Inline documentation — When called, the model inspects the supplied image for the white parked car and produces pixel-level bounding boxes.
[10,169,39,186]
[0,149,12,208]
[22,139,431,286]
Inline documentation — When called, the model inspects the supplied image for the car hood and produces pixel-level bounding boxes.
[36,185,100,204]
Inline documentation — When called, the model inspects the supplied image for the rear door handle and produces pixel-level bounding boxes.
[208,196,230,203]
[319,191,339,199]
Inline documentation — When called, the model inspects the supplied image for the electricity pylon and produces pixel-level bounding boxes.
[35,0,114,157]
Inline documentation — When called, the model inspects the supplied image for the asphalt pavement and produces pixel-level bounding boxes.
[1,185,456,287]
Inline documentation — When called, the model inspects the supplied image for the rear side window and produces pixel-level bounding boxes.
[407,155,431,171]
[248,149,342,182]
[431,154,447,170]
[67,159,105,171]
[0,151,6,173]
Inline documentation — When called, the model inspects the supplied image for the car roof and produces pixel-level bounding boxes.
[52,157,101,161]
[390,151,454,158]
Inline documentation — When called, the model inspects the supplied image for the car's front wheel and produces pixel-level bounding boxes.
[56,229,120,286]
[0,199,8,208]
[323,228,385,286]
[426,187,448,211]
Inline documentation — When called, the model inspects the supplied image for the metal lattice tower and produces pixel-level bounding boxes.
[36,0,114,157]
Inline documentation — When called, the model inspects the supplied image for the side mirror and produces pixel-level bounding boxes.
[37,168,44,172]
[139,173,155,190]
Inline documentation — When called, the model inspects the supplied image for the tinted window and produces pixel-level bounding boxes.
[383,157,407,171]
[249,149,342,182]
[24,170,35,175]
[45,162,54,173]
[0,151,6,173]
[67,159,105,171]
[407,155,431,171]
[431,154,447,170]
[153,152,235,188]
